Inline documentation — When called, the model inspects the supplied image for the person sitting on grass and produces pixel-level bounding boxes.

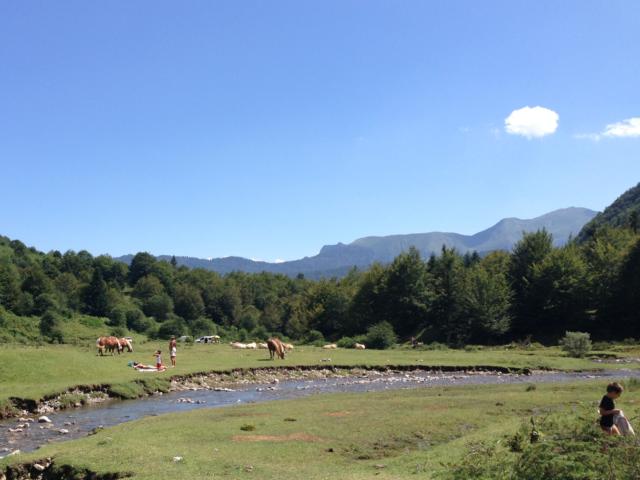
[600,382,624,435]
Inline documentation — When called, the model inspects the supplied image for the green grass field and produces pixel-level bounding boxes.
[1,341,636,405]
[3,379,638,479]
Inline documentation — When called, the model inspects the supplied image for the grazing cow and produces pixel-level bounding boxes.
[322,344,337,350]
[267,338,286,360]
[245,342,257,349]
[283,343,294,352]
[257,342,269,349]
[119,338,134,352]
[230,342,247,349]
[96,336,122,356]
[354,343,366,350]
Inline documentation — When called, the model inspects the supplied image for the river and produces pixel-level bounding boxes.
[1,368,638,456]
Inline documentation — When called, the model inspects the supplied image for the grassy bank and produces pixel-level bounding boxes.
[3,379,639,479]
[1,342,638,407]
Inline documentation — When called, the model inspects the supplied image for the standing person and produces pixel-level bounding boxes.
[154,350,164,371]
[169,336,177,367]
[599,382,624,435]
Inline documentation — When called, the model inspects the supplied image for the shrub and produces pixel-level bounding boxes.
[560,331,592,358]
[423,341,449,351]
[337,337,356,348]
[305,329,325,344]
[442,408,640,480]
[190,317,217,337]
[40,310,64,343]
[251,325,269,341]
[592,341,613,351]
[110,326,127,338]
[108,305,127,327]
[237,328,249,342]
[156,317,187,339]
[126,308,152,333]
[365,321,397,350]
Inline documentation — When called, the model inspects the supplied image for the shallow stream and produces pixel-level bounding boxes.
[2,368,638,455]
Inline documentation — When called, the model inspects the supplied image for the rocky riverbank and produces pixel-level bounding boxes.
[0,458,126,480]
[2,364,531,422]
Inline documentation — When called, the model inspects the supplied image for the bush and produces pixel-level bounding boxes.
[592,341,613,351]
[126,308,152,333]
[337,337,356,348]
[305,329,324,345]
[423,341,449,351]
[40,310,64,343]
[365,321,397,350]
[155,317,187,339]
[251,325,269,341]
[237,328,249,342]
[442,408,640,480]
[560,331,592,358]
[190,317,217,337]
[108,305,127,327]
[110,326,127,338]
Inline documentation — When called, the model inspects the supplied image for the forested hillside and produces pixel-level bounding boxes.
[578,182,640,241]
[1,221,639,346]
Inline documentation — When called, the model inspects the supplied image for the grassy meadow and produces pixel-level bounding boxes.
[2,341,638,405]
[3,379,640,479]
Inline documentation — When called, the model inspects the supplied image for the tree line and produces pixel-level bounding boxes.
[0,225,639,345]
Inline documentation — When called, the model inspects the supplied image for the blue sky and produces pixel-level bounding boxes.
[1,1,639,261]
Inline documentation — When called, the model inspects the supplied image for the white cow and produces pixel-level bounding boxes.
[283,343,294,352]
[230,342,247,349]
[322,344,337,350]
[245,342,258,349]
[258,342,269,349]
[354,343,366,350]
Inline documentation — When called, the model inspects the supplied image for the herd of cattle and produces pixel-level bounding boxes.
[96,335,366,358]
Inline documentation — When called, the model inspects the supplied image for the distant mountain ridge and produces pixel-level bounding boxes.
[116,207,598,278]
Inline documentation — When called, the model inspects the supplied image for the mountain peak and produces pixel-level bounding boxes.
[117,207,598,278]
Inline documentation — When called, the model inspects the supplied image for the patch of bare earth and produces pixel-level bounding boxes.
[232,432,322,442]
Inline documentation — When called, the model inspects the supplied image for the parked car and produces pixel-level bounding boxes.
[195,335,221,344]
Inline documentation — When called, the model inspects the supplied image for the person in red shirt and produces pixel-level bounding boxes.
[154,350,164,370]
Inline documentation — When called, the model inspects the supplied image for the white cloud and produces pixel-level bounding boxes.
[273,259,285,264]
[574,116,640,141]
[504,106,559,138]
[603,117,640,138]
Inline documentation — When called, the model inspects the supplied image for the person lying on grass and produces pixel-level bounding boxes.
[130,361,167,371]
[600,382,624,435]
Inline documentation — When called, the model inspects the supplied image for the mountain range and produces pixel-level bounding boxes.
[116,207,598,279]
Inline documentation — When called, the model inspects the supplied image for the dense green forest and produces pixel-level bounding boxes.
[1,219,640,346]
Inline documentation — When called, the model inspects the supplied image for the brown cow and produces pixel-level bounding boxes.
[267,337,286,360]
